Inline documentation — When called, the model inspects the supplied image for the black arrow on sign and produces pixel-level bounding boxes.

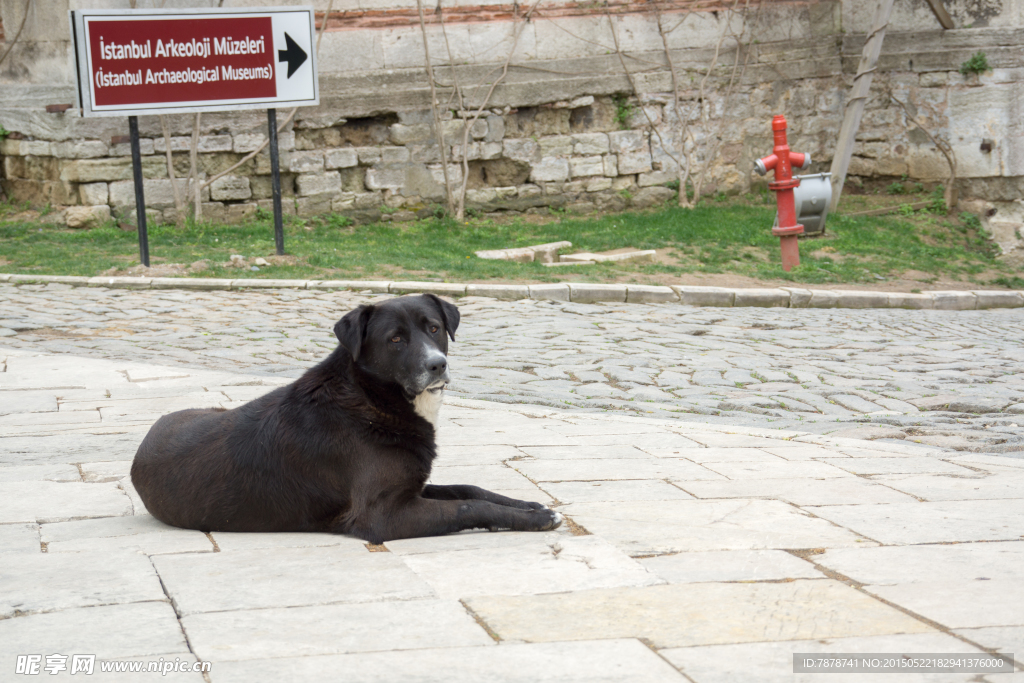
[277,33,307,78]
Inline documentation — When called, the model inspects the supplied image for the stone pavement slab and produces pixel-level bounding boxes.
[561,499,871,555]
[152,546,436,615]
[465,580,931,648]
[211,639,686,683]
[3,320,1024,679]
[182,600,494,661]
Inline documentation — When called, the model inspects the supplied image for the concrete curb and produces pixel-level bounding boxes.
[2,273,1022,310]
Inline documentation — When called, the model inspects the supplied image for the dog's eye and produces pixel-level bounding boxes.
[390,335,402,343]
[430,326,439,334]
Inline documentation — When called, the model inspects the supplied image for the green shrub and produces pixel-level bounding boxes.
[960,51,989,75]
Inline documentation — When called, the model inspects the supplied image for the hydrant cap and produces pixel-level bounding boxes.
[772,115,787,131]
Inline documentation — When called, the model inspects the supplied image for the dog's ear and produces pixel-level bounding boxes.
[334,305,374,361]
[424,293,460,341]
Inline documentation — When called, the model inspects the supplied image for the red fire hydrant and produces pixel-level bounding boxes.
[754,115,811,272]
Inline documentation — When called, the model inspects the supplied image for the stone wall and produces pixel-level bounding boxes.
[0,0,1022,229]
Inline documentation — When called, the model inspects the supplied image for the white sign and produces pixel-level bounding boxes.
[69,7,319,117]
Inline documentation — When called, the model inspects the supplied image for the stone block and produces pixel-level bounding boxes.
[608,130,646,153]
[538,136,572,156]
[484,115,505,142]
[503,138,539,163]
[381,146,410,164]
[604,155,619,177]
[365,165,405,191]
[466,284,530,300]
[308,280,391,293]
[672,286,735,307]
[570,155,604,178]
[109,179,207,208]
[931,291,977,310]
[530,283,570,301]
[51,140,108,159]
[232,133,266,153]
[110,139,155,156]
[390,282,467,296]
[79,182,109,205]
[466,579,923,647]
[182,600,493,661]
[617,149,653,175]
[0,480,131,524]
[390,123,433,145]
[627,285,678,304]
[573,133,610,155]
[287,150,324,174]
[295,196,333,217]
[152,546,434,616]
[0,551,166,617]
[530,157,570,183]
[42,515,213,555]
[834,290,889,309]
[630,186,673,208]
[974,290,1024,308]
[324,148,358,169]
[210,176,252,201]
[5,607,192,675]
[733,288,790,308]
[354,147,382,164]
[197,135,233,153]
[887,292,935,309]
[638,170,676,187]
[568,283,627,303]
[64,205,111,229]
[784,287,813,307]
[806,289,839,307]
[586,178,612,192]
[480,142,503,160]
[61,157,166,183]
[296,172,341,197]
[150,278,231,290]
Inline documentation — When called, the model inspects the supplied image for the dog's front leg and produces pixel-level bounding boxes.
[422,484,549,511]
[348,497,562,544]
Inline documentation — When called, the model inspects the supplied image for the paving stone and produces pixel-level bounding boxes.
[818,456,976,475]
[210,531,370,551]
[699,459,854,480]
[466,580,928,648]
[561,499,868,555]
[0,522,40,552]
[211,639,685,683]
[816,543,1024,629]
[681,476,916,506]
[542,479,693,503]
[153,546,434,615]
[0,551,166,617]
[829,393,887,412]
[639,549,821,583]
[512,458,724,484]
[808,499,1024,544]
[182,599,493,661]
[399,535,660,599]
[661,632,980,683]
[0,481,132,523]
[0,464,79,482]
[41,515,213,555]
[875,471,1024,501]
[953,626,1024,661]
[79,460,132,482]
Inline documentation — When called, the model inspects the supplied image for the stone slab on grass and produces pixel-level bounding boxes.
[182,599,493,661]
[561,499,869,555]
[466,580,930,648]
[152,546,435,615]
[661,632,980,683]
[0,551,166,617]
[808,499,1024,544]
[639,549,821,584]
[211,639,685,683]
[398,534,660,599]
[0,602,187,662]
[0,481,132,523]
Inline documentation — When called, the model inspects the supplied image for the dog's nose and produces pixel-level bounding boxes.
[428,357,447,376]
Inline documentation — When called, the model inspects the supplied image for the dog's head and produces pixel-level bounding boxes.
[334,294,460,400]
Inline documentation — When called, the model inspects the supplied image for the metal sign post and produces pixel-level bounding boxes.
[69,7,319,263]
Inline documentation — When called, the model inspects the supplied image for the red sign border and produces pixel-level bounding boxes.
[70,7,319,118]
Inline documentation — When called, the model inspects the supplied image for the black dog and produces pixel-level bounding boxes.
[131,294,561,543]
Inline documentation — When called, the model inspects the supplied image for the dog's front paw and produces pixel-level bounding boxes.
[531,508,562,531]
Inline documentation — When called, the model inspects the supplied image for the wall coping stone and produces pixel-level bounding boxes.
[1,275,1021,309]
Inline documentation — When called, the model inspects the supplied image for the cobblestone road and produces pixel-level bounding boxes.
[2,282,1023,454]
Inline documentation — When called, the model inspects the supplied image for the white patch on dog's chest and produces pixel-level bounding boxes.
[413,389,444,426]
